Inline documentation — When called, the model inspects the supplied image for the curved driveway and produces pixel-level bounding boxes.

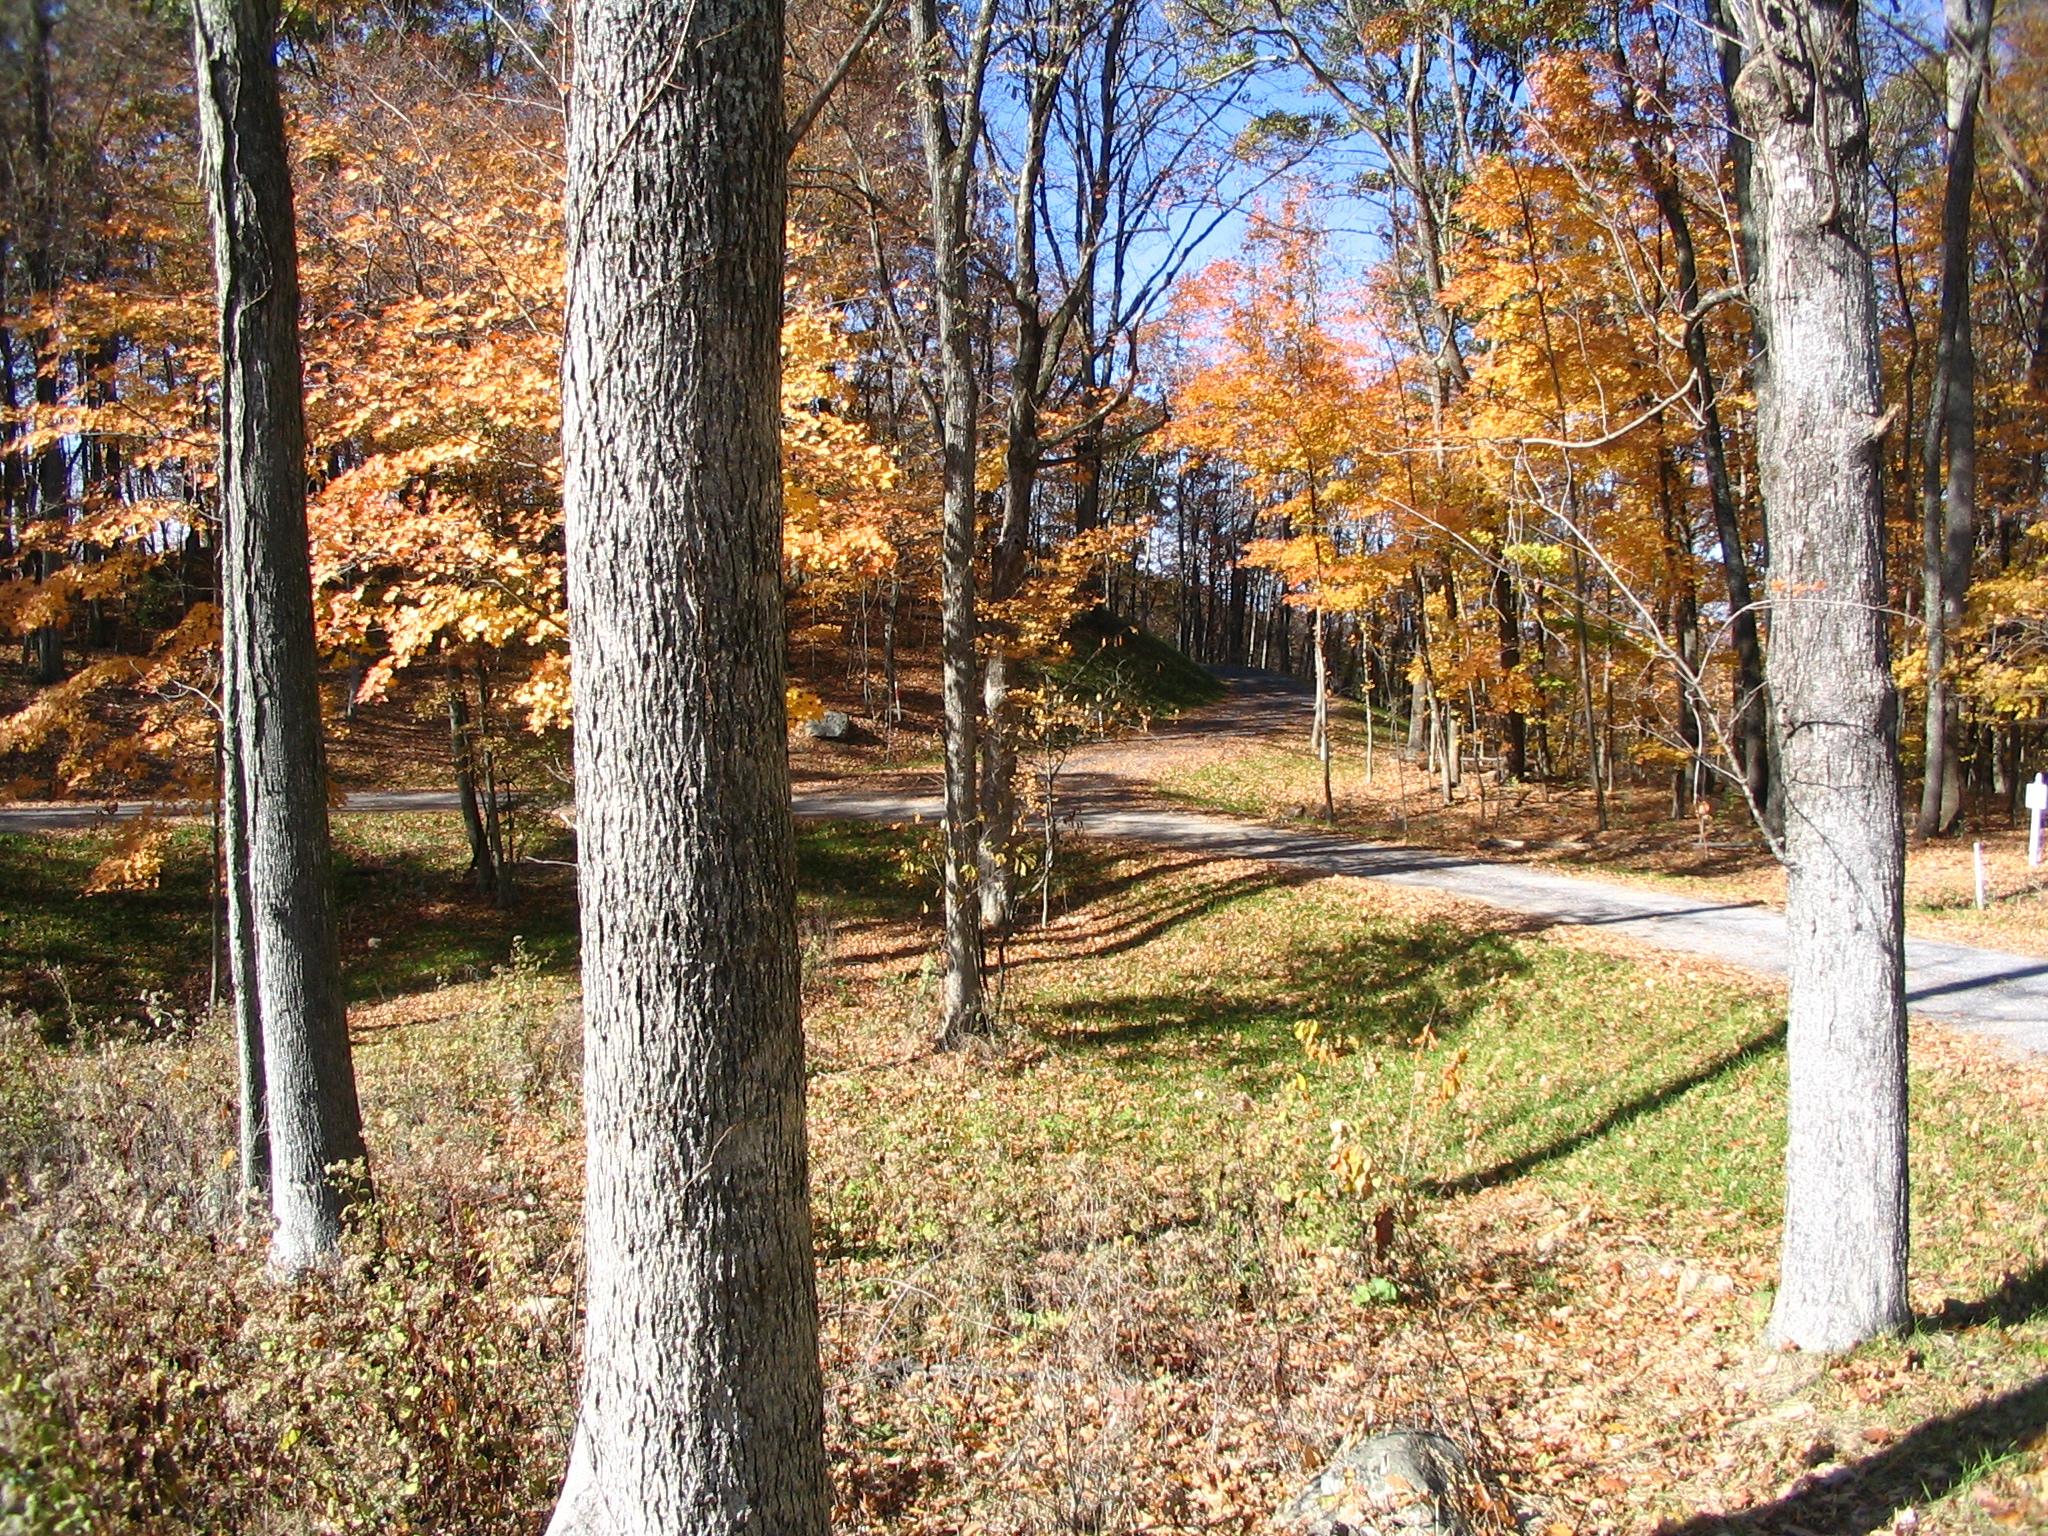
[788,783,2048,1056]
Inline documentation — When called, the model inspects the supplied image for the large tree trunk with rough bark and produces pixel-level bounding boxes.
[193,0,368,1273]
[546,0,830,1523]
[1915,0,1991,839]
[1732,0,1910,1354]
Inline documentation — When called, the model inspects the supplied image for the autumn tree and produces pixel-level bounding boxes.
[1166,205,1375,821]
[1916,0,1995,837]
[547,0,830,1525]
[972,0,1274,928]
[1607,11,1772,815]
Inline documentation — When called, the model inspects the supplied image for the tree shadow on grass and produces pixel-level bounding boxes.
[1,821,588,1025]
[1034,917,1531,1069]
[332,828,581,1003]
[1655,1372,2048,1534]
[999,863,1318,975]
[1919,1261,2048,1333]
[0,828,218,1035]
[1048,846,1230,912]
[1430,1020,1788,1196]
[801,835,1297,972]
[795,819,935,919]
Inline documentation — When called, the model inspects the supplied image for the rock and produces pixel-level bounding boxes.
[1275,1431,1472,1536]
[805,710,854,741]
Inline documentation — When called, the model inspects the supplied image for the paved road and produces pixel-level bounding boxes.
[0,788,476,833]
[790,786,2048,1059]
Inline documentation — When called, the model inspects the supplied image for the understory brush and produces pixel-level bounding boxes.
[0,957,580,1535]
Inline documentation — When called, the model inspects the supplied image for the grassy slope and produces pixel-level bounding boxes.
[0,812,579,1030]
[1057,609,1226,719]
[0,820,2044,1534]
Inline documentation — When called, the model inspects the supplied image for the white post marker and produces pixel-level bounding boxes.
[1974,841,1988,910]
[2027,772,2047,868]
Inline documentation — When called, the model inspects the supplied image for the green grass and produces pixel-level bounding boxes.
[797,834,2048,1531]
[0,813,582,1030]
[1000,874,1793,1232]
[327,812,581,1001]
[1157,732,1398,823]
[1046,868,2039,1287]
[10,810,2039,1311]
[1158,748,1312,817]
[799,830,2048,1303]
[795,818,941,919]
[0,823,219,1034]
[1,815,972,1030]
[1057,608,1224,717]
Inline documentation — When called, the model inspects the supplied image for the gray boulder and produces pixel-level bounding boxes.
[805,710,854,741]
[1274,1431,1472,1536]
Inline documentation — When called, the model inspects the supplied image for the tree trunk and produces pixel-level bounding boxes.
[447,673,496,897]
[1915,0,1991,840]
[194,0,368,1275]
[475,663,513,906]
[1672,587,1705,820]
[883,564,902,724]
[909,0,998,1045]
[1568,544,1607,830]
[548,0,830,1519]
[1732,0,1910,1353]
[1491,565,1526,780]
[221,709,267,1203]
[1312,606,1333,823]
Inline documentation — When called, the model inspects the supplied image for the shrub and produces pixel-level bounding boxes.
[0,988,578,1534]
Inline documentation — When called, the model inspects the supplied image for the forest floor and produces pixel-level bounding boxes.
[3,811,2047,1534]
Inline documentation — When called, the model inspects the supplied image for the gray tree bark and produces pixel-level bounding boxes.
[1731,0,1911,1354]
[547,0,830,1521]
[221,723,267,1201]
[909,0,998,1043]
[193,0,368,1273]
[1915,0,1992,839]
